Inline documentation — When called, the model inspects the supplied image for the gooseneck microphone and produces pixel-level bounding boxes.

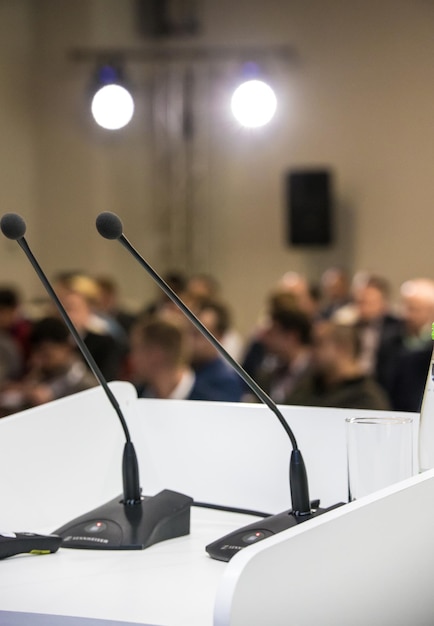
[96,211,343,561]
[96,212,309,506]
[0,213,192,551]
[1,214,140,504]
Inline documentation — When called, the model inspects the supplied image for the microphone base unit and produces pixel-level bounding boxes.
[206,501,345,562]
[55,489,193,550]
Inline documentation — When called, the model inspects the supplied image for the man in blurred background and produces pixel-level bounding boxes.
[377,278,434,411]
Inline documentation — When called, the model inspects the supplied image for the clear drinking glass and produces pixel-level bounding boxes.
[346,416,414,502]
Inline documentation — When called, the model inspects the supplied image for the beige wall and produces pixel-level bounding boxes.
[0,0,433,333]
[0,0,37,294]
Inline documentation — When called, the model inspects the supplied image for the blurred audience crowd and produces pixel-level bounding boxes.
[0,266,432,416]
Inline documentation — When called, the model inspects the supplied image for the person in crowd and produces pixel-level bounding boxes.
[318,267,351,320]
[332,270,371,324]
[251,307,313,405]
[0,317,96,415]
[131,316,192,399]
[377,278,434,411]
[187,272,243,360]
[95,275,136,337]
[188,298,244,402]
[331,273,401,380]
[276,271,319,319]
[142,271,190,319]
[186,273,221,301]
[131,315,238,401]
[242,289,298,383]
[243,268,319,377]
[0,286,33,370]
[350,274,402,377]
[54,273,125,381]
[399,278,434,346]
[293,321,390,410]
[94,275,135,379]
[0,331,22,385]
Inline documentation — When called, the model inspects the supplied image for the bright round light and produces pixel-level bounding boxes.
[91,84,134,130]
[231,80,277,128]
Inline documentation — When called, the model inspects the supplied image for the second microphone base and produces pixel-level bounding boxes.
[206,501,345,562]
[55,489,193,550]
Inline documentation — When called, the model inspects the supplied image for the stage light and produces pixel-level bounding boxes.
[90,65,134,130]
[231,79,277,128]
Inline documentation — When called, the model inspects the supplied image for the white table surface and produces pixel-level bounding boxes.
[0,507,260,626]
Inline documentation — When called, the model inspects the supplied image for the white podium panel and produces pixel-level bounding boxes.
[128,398,418,513]
[0,382,135,531]
[215,469,434,626]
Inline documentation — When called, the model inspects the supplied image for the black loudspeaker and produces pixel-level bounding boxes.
[136,0,200,38]
[285,169,333,246]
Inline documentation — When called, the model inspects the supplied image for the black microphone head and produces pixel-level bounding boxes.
[96,212,123,240]
[0,213,26,240]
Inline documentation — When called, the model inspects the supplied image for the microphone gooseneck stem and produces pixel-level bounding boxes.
[17,237,141,504]
[119,234,298,449]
